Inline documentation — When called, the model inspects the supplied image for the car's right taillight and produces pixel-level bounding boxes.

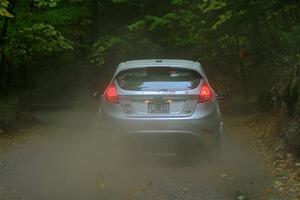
[105,83,119,103]
[198,80,213,103]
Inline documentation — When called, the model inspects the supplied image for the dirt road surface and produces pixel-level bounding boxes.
[0,109,285,200]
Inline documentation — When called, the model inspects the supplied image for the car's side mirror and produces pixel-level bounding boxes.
[216,92,226,100]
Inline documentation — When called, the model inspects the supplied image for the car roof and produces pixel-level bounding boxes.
[116,59,205,76]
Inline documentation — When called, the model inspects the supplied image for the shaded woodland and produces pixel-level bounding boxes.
[0,0,299,156]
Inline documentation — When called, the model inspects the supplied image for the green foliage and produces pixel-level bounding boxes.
[210,9,246,30]
[283,24,300,51]
[170,0,188,6]
[127,19,145,32]
[34,0,60,9]
[111,0,128,3]
[110,0,142,7]
[201,0,227,13]
[0,0,90,66]
[0,0,300,124]
[270,55,300,115]
[90,36,122,66]
[6,23,73,64]
[31,6,89,26]
[0,0,13,17]
[90,34,160,67]
[0,0,90,114]
[128,10,205,49]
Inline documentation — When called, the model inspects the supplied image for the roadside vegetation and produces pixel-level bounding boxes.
[0,0,299,159]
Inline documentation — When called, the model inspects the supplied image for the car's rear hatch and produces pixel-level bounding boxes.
[115,67,202,118]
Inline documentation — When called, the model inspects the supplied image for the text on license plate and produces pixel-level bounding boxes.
[148,102,170,113]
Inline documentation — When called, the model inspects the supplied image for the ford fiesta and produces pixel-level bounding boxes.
[97,59,224,159]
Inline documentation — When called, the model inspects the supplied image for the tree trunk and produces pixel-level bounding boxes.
[0,16,10,92]
[90,0,99,40]
[249,0,263,63]
[0,0,17,94]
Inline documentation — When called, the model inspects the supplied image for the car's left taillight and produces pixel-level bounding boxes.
[105,83,119,103]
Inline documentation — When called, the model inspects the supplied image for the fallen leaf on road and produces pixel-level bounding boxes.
[237,194,246,200]
[220,174,227,178]
[264,187,273,193]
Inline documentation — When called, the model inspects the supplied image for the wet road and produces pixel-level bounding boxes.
[0,110,272,200]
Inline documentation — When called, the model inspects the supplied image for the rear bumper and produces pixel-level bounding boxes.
[97,104,223,148]
[98,115,220,136]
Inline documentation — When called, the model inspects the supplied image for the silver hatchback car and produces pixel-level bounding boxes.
[97,59,223,156]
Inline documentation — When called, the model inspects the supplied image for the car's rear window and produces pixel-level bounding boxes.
[116,67,202,91]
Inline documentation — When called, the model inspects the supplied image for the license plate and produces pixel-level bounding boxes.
[148,102,170,113]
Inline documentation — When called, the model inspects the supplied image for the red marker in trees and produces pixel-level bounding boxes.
[239,49,246,60]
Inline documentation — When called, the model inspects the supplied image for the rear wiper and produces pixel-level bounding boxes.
[158,89,170,91]
[158,88,190,91]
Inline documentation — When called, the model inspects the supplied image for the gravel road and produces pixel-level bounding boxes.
[0,110,276,200]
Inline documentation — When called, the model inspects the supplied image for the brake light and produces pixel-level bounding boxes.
[105,83,119,103]
[199,80,213,103]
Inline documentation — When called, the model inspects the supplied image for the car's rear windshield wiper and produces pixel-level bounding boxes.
[158,89,170,91]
